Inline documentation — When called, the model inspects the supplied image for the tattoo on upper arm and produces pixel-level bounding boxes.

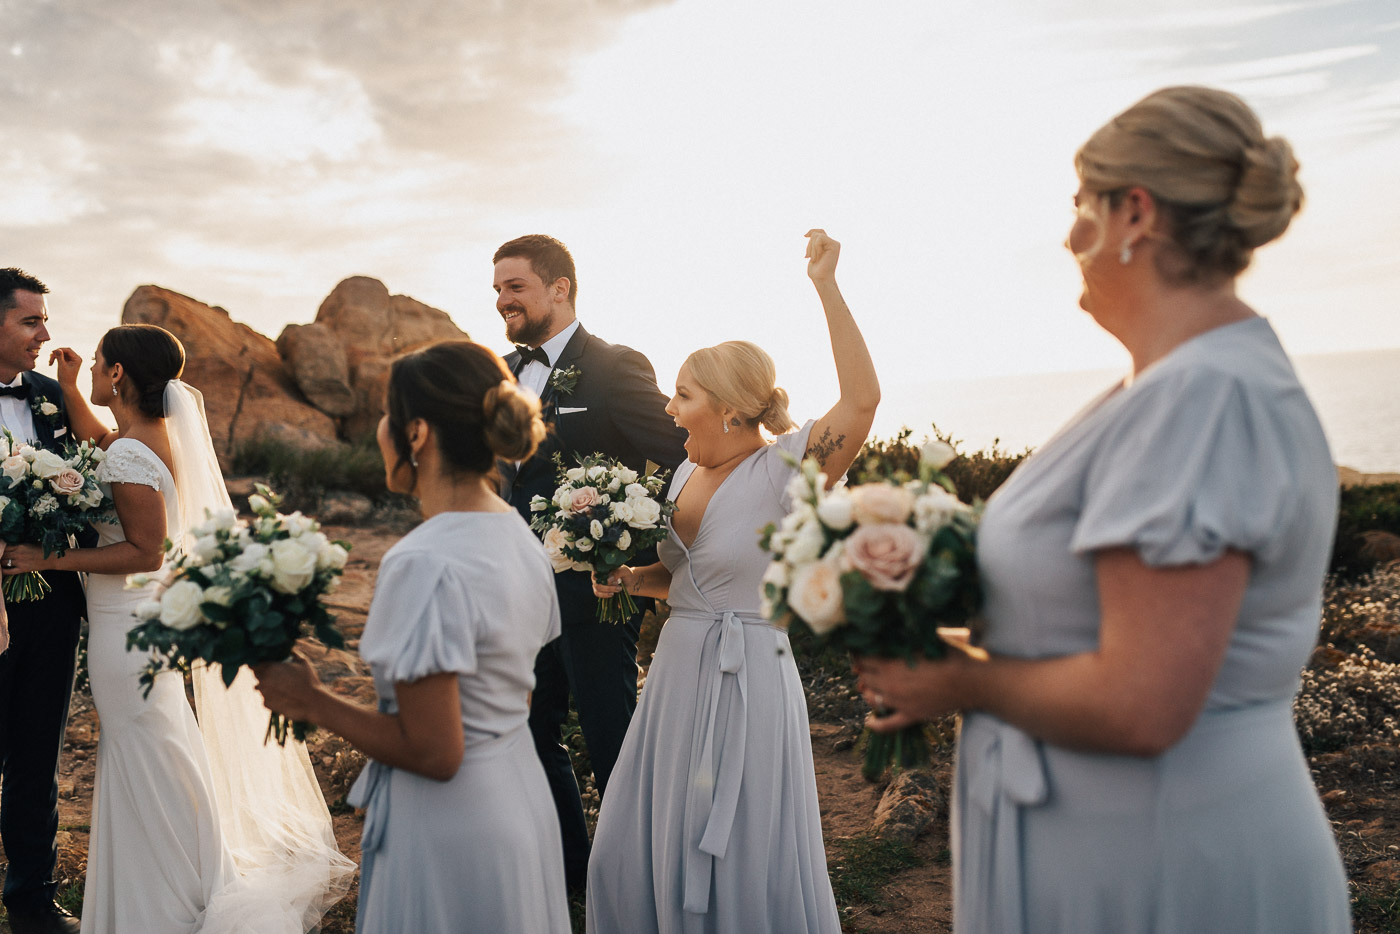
[807,428,847,467]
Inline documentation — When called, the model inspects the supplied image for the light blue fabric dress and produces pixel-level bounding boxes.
[960,317,1350,933]
[587,421,842,934]
[349,511,569,934]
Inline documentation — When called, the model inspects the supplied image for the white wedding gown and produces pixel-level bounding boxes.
[81,435,353,933]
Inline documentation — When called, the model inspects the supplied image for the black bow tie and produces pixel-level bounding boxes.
[0,383,29,399]
[515,345,550,368]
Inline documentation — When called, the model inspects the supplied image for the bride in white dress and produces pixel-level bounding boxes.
[4,324,353,933]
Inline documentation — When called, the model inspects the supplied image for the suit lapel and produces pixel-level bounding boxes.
[542,325,590,416]
[21,373,55,449]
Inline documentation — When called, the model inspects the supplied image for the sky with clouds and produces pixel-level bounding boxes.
[3,0,1397,438]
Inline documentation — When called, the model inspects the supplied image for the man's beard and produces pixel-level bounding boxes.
[506,307,554,348]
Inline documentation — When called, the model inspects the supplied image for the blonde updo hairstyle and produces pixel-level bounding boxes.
[385,340,546,480]
[1075,86,1303,284]
[684,340,795,435]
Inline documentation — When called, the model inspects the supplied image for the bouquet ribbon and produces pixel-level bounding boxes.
[958,712,1049,934]
[682,609,772,914]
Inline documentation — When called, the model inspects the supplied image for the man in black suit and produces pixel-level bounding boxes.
[0,269,84,934]
[495,236,687,890]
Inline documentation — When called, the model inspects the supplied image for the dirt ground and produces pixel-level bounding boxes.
[3,519,1396,933]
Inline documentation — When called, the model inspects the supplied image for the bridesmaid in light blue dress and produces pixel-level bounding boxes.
[587,230,879,934]
[856,87,1350,933]
[255,341,570,934]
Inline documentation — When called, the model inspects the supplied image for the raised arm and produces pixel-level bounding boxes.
[802,230,880,487]
[50,347,117,447]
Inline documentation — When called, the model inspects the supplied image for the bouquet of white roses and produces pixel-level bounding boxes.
[126,485,349,745]
[0,427,114,601]
[529,453,674,623]
[760,440,982,779]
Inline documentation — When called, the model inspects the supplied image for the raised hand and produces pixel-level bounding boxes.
[805,228,841,282]
[49,347,84,389]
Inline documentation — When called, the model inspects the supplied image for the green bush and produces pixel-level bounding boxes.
[1331,482,1400,580]
[850,426,1030,505]
[230,437,390,511]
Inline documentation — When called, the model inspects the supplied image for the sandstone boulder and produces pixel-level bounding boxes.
[122,286,339,466]
[873,768,945,843]
[276,323,355,417]
[313,277,468,439]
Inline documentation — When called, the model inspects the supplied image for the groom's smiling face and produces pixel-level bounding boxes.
[494,257,566,348]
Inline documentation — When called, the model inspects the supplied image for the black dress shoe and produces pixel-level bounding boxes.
[5,901,81,934]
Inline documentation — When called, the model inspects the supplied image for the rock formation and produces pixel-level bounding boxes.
[120,277,468,464]
[294,276,468,439]
[122,286,339,466]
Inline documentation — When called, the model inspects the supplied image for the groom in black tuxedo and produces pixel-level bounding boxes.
[0,269,84,934]
[495,236,687,890]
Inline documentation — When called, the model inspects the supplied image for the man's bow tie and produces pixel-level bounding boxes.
[515,345,550,368]
[0,383,29,399]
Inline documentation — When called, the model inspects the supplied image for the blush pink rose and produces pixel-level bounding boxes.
[845,523,924,592]
[850,483,915,526]
[50,468,85,496]
[568,486,601,513]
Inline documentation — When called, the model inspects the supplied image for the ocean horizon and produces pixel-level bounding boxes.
[876,346,1400,475]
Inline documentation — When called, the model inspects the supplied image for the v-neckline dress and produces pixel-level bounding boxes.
[587,420,841,934]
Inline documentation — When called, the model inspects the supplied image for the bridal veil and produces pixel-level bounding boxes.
[164,379,355,932]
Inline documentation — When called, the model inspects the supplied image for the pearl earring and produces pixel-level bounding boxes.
[722,419,729,434]
[111,384,118,396]
[410,456,418,468]
[1119,241,1133,265]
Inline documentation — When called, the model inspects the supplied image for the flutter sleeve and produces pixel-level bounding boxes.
[764,419,816,510]
[96,443,165,491]
[1070,367,1299,567]
[359,550,478,683]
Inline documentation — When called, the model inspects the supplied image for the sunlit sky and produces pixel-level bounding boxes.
[4,0,1398,439]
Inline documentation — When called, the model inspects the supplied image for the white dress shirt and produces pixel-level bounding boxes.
[0,374,38,443]
[517,319,581,399]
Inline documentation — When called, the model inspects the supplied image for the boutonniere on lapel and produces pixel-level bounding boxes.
[549,365,581,397]
[29,395,64,432]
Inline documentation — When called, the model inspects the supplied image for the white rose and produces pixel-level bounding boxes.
[784,519,826,565]
[1,454,28,488]
[607,477,621,493]
[920,439,957,471]
[211,508,238,531]
[193,535,221,563]
[616,529,632,551]
[761,559,791,590]
[541,527,574,573]
[626,498,661,529]
[913,487,967,534]
[786,559,846,635]
[609,501,635,524]
[575,537,594,553]
[317,539,349,571]
[589,519,605,540]
[158,580,205,630]
[586,465,606,481]
[229,542,270,575]
[135,598,164,620]
[202,585,234,606]
[247,493,270,514]
[785,472,812,505]
[616,467,639,485]
[780,500,816,532]
[565,467,586,483]
[284,512,315,537]
[29,449,67,479]
[530,495,549,512]
[815,488,855,531]
[269,539,317,594]
[39,402,58,416]
[82,488,104,508]
[624,483,648,500]
[553,487,575,511]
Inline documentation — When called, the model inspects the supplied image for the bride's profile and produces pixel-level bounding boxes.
[3,324,353,933]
